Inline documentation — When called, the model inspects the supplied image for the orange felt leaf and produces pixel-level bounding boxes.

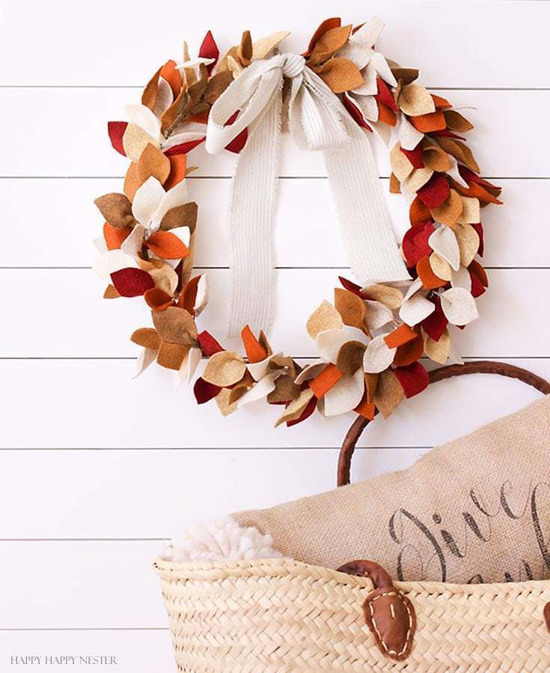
[164,154,187,190]
[409,197,432,225]
[160,60,182,97]
[179,275,200,314]
[431,94,452,110]
[393,335,424,367]
[355,395,375,420]
[187,110,210,124]
[310,364,344,399]
[417,255,446,290]
[146,231,190,260]
[377,102,397,127]
[305,17,342,56]
[452,179,503,205]
[103,222,132,250]
[241,325,268,363]
[384,324,418,349]
[144,287,173,311]
[410,111,446,133]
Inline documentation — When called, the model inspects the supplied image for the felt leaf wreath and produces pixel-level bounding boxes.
[94,17,501,426]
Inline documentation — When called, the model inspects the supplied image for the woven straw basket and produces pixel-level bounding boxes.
[155,362,550,671]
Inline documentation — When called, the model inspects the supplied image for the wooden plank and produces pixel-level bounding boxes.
[0,268,546,357]
[0,1,548,87]
[0,358,547,449]
[1,177,543,269]
[0,448,428,539]
[0,89,547,177]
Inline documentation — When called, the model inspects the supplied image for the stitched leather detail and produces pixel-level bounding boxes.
[363,587,416,661]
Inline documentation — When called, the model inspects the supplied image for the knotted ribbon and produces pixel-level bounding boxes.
[206,53,410,336]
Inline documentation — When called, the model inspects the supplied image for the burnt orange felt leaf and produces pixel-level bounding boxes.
[409,196,432,225]
[355,395,375,420]
[103,222,131,250]
[179,274,200,314]
[393,335,424,367]
[384,324,418,349]
[469,259,489,287]
[305,17,342,56]
[160,60,182,97]
[144,287,173,311]
[241,325,268,363]
[131,327,161,350]
[317,58,364,94]
[157,341,189,370]
[146,231,190,260]
[431,94,451,109]
[142,67,162,111]
[452,180,502,205]
[410,111,446,133]
[378,102,397,127]
[103,284,120,299]
[164,154,187,190]
[417,255,446,290]
[310,363,344,399]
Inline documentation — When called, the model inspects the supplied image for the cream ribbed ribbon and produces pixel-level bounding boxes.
[206,53,410,337]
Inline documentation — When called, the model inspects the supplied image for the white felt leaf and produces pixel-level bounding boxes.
[364,300,394,331]
[363,335,395,373]
[133,347,157,379]
[132,177,165,227]
[403,277,423,303]
[169,225,191,248]
[162,130,205,151]
[247,352,283,381]
[126,104,162,142]
[451,265,472,291]
[93,236,108,254]
[447,155,469,188]
[194,274,209,316]
[294,362,326,385]
[121,224,145,257]
[152,179,190,228]
[176,57,216,70]
[173,347,202,390]
[338,41,374,72]
[92,249,137,281]
[440,288,479,325]
[399,294,435,326]
[154,77,174,118]
[324,368,365,417]
[237,372,280,408]
[353,92,379,122]
[351,62,377,95]
[316,327,369,364]
[346,16,384,51]
[370,52,397,87]
[398,115,424,151]
[429,226,460,271]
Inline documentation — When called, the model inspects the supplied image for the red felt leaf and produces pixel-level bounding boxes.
[342,94,372,131]
[420,295,448,341]
[393,362,429,398]
[416,174,450,209]
[472,223,485,256]
[108,122,128,156]
[375,77,398,112]
[458,165,499,190]
[401,145,424,169]
[199,31,219,74]
[338,276,365,298]
[287,395,317,427]
[429,129,465,141]
[110,268,155,297]
[164,138,205,155]
[468,269,486,298]
[402,222,435,267]
[198,330,224,356]
[194,377,222,404]
[223,110,248,154]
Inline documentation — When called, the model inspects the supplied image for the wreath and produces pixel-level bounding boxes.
[93,17,501,427]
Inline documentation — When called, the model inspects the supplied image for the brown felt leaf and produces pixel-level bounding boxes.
[267,375,301,404]
[131,328,161,350]
[374,369,404,419]
[363,284,403,310]
[228,371,254,405]
[202,351,246,387]
[431,189,463,227]
[455,223,480,266]
[365,372,379,403]
[238,31,253,66]
[334,288,367,331]
[390,143,414,182]
[203,72,233,106]
[336,341,366,376]
[142,67,162,111]
[390,67,419,84]
[157,341,189,370]
[94,193,136,229]
[444,110,474,132]
[436,137,480,173]
[423,145,452,172]
[138,143,171,185]
[152,306,197,345]
[306,300,343,338]
[398,84,435,116]
[160,202,198,232]
[317,58,364,94]
[123,163,143,201]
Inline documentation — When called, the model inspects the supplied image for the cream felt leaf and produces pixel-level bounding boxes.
[429,252,453,281]
[202,351,246,387]
[363,284,403,309]
[398,115,424,151]
[451,265,472,291]
[399,84,435,116]
[294,362,326,385]
[350,63,377,95]
[369,52,397,87]
[324,368,365,417]
[247,352,284,381]
[126,103,162,142]
[374,369,405,418]
[133,347,157,379]
[121,224,145,257]
[173,346,202,390]
[316,327,369,364]
[154,77,174,118]
[402,277,423,303]
[252,31,291,60]
[274,388,315,428]
[337,17,383,68]
[152,179,190,229]
[94,236,108,254]
[390,144,413,182]
[363,335,396,373]
[406,167,434,193]
[237,372,280,408]
[424,329,451,364]
[193,274,208,316]
[364,300,394,330]
[123,123,159,163]
[440,287,479,325]
[455,223,480,267]
[132,177,166,228]
[306,300,343,339]
[457,197,481,225]
[399,293,435,326]
[176,57,216,71]
[352,93,378,121]
[429,226,460,271]
[92,249,137,281]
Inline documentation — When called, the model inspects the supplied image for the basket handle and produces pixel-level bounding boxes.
[337,360,550,487]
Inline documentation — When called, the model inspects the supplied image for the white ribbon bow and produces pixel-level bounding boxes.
[206,52,410,337]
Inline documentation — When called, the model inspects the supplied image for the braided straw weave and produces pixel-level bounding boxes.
[154,557,550,671]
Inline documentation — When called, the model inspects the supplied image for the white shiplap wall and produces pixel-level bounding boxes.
[0,1,549,670]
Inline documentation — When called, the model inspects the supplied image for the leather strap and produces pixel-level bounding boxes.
[337,360,550,487]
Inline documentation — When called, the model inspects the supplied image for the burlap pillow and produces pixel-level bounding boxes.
[234,396,550,583]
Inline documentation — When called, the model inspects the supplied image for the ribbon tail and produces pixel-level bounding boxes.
[324,123,411,284]
[227,93,283,338]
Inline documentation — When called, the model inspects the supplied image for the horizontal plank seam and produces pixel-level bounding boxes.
[1,356,549,361]
[0,446,430,451]
[0,86,549,91]
[1,266,548,270]
[0,175,547,180]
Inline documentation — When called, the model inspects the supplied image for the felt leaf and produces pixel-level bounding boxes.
[316,327,369,365]
[377,102,397,127]
[131,328,161,350]
[409,197,431,225]
[336,340,366,375]
[157,341,189,370]
[431,94,451,110]
[122,123,159,163]
[363,335,395,374]
[417,255,446,290]
[431,189,463,227]
[403,277,423,303]
[108,122,128,156]
[164,154,187,190]
[159,60,182,97]
[194,377,222,405]
[436,137,479,173]
[384,323,418,349]
[309,24,352,65]
[236,372,280,408]
[334,288,367,331]
[362,284,403,309]
[440,287,479,325]
[402,222,435,267]
[365,372,379,403]
[103,223,131,250]
[173,346,203,390]
[393,334,423,367]
[429,252,453,282]
[294,362,326,386]
[456,196,480,225]
[364,300,394,330]
[92,249,137,281]
[423,145,452,172]
[142,67,162,111]
[199,31,220,73]
[148,262,179,295]
[374,369,404,418]
[398,115,424,151]
[138,143,171,185]
[407,167,434,193]
[252,31,291,60]
[274,388,315,428]
[94,193,136,229]
[429,225,460,271]
[391,67,419,85]
[179,274,201,314]
[390,143,413,182]
[120,224,145,257]
[146,231,190,260]
[342,94,372,130]
[306,300,343,339]
[355,395,376,420]
[306,17,342,56]
[154,77,174,118]
[324,368,365,417]
[132,177,165,227]
[111,268,155,297]
[469,259,489,288]
[198,331,224,356]
[399,293,435,326]
[144,287,173,312]
[202,351,246,387]
[152,306,197,344]
[133,347,157,379]
[389,173,401,193]
[451,265,472,291]
[454,223,480,266]
[444,110,474,132]
[238,30,253,66]
[123,163,142,201]
[160,203,198,232]
[317,58,364,94]
[416,174,450,209]
[242,325,268,364]
[398,84,435,116]
[424,329,451,364]
[393,362,429,398]
[401,145,424,169]
[310,363,344,398]
[151,179,190,228]
[421,295,448,342]
[410,111,446,133]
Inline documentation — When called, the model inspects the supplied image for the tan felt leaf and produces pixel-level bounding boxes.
[274,388,315,428]
[365,372,379,403]
[317,58,364,94]
[429,252,453,281]
[138,143,171,185]
[160,203,198,232]
[123,123,158,163]
[334,288,367,330]
[398,84,436,116]
[423,145,452,172]
[216,388,238,417]
[267,374,301,404]
[374,369,405,419]
[455,223,480,266]
[389,173,401,194]
[148,263,179,296]
[123,163,143,201]
[336,341,366,376]
[94,193,136,229]
[423,329,451,364]
[142,66,162,111]
[253,30,291,60]
[157,341,189,370]
[436,137,480,173]
[152,306,197,345]
[307,300,343,339]
[407,167,434,193]
[228,371,254,405]
[363,284,403,309]
[431,189,463,227]
[457,196,481,224]
[444,110,474,132]
[390,143,413,182]
[202,351,246,387]
[131,327,160,350]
